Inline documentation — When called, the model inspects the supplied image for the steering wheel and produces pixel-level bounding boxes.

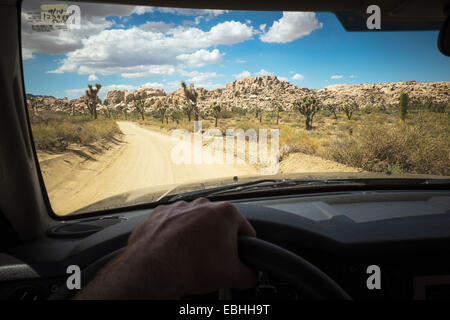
[49,236,351,300]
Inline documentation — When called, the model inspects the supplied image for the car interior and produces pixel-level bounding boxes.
[0,0,449,301]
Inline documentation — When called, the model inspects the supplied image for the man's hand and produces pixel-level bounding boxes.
[75,198,257,299]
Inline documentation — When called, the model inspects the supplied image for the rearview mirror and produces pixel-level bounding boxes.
[438,12,450,56]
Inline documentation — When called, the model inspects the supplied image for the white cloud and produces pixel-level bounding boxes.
[278,77,289,82]
[245,19,252,24]
[331,75,343,79]
[259,24,266,32]
[183,71,218,83]
[119,65,178,79]
[156,8,227,17]
[176,49,223,67]
[21,3,231,60]
[140,21,174,32]
[260,12,322,43]
[88,74,99,81]
[235,59,246,63]
[289,70,294,74]
[140,82,164,89]
[48,21,255,77]
[349,75,356,78]
[255,69,273,76]
[233,70,251,79]
[194,82,223,90]
[292,73,304,80]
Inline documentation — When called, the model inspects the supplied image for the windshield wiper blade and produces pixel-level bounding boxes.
[207,179,366,197]
[156,177,450,205]
[162,179,285,203]
[162,179,365,203]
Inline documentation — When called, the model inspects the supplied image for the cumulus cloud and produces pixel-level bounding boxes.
[233,70,251,79]
[331,75,343,79]
[255,69,273,76]
[176,49,223,67]
[21,3,230,59]
[278,77,289,82]
[292,73,304,80]
[260,12,322,43]
[47,21,254,77]
[157,8,227,17]
[140,82,164,88]
[140,21,175,32]
[88,74,99,81]
[182,71,219,83]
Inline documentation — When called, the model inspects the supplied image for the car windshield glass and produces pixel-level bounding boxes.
[21,1,450,216]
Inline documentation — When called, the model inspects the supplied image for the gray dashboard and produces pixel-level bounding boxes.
[1,189,450,299]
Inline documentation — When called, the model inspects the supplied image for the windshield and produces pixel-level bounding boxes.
[21,1,449,216]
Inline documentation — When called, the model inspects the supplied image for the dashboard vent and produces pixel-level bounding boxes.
[47,216,126,238]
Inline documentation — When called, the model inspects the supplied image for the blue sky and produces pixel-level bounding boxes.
[21,2,450,99]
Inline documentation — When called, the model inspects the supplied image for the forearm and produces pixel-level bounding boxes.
[74,245,182,300]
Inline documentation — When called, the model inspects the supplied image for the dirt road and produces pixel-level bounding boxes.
[42,121,257,215]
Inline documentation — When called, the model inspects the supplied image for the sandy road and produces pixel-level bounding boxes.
[45,121,257,215]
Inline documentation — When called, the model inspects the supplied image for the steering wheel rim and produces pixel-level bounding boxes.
[49,236,351,300]
[238,236,351,300]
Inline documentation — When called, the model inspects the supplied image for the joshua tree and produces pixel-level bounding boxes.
[325,103,338,120]
[85,83,101,119]
[293,96,320,130]
[157,103,169,124]
[182,103,195,121]
[399,92,408,121]
[134,99,146,120]
[341,101,358,120]
[272,101,283,125]
[254,105,264,123]
[209,102,222,127]
[168,106,181,124]
[181,81,199,121]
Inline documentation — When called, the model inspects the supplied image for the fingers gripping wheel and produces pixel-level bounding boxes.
[50,236,351,300]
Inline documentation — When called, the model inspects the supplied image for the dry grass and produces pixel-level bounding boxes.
[323,112,450,175]
[31,114,121,151]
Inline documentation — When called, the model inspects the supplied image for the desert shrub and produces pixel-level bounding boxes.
[324,113,449,175]
[279,126,321,158]
[231,106,247,116]
[32,118,121,151]
[220,110,234,119]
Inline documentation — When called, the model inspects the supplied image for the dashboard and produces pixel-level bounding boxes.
[1,189,450,300]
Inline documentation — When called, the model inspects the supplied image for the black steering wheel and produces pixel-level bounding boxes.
[50,236,351,300]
